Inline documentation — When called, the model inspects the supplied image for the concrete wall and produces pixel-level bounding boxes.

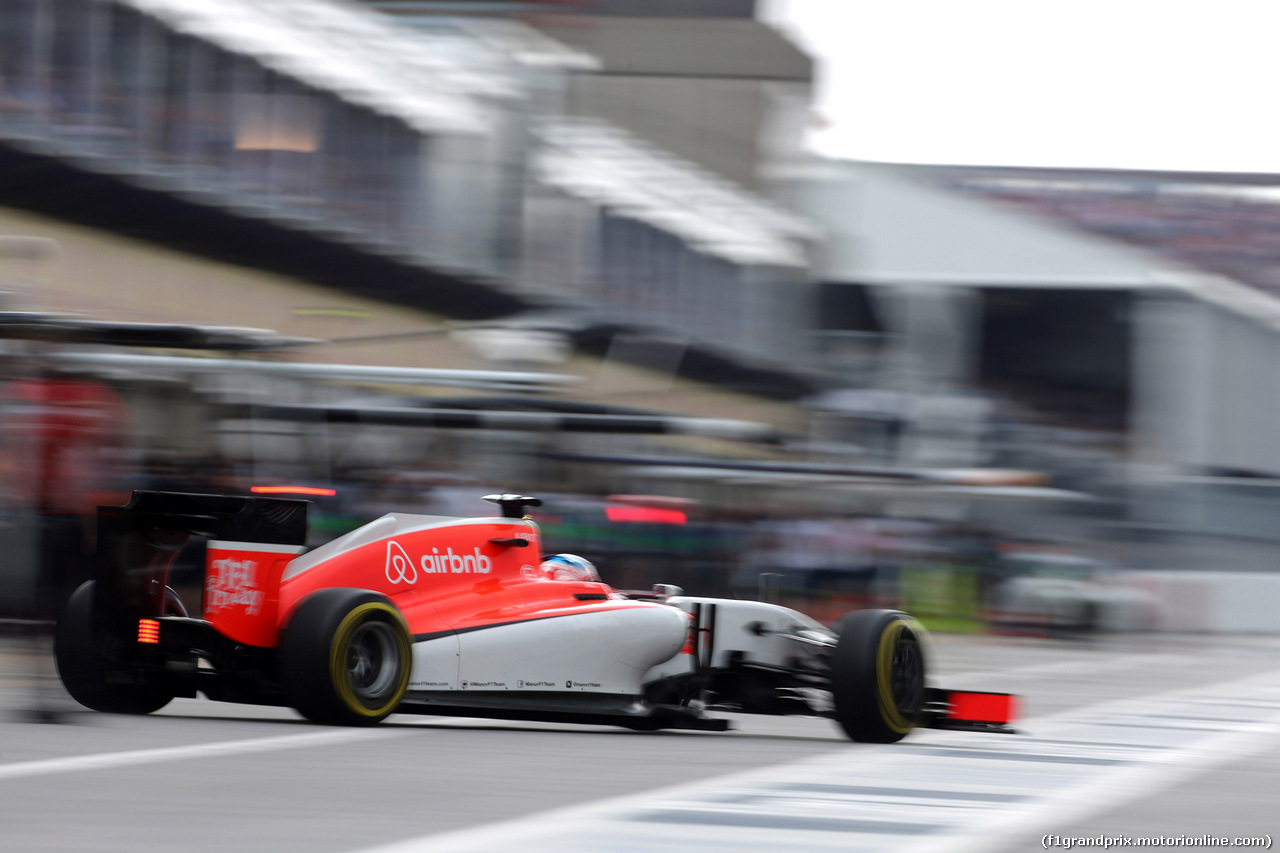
[1116,571,1280,634]
[1133,291,1280,476]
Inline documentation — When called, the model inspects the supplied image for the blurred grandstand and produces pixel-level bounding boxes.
[930,165,1280,298]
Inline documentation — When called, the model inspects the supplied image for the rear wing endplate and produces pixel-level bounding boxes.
[95,490,308,624]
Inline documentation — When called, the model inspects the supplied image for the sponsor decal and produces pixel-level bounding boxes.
[385,540,418,585]
[206,556,265,614]
[386,539,497,581]
[420,546,493,575]
[521,563,545,581]
[385,541,495,584]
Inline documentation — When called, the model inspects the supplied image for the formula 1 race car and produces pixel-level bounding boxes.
[55,491,1016,742]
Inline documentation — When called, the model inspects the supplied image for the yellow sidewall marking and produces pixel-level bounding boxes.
[329,603,411,718]
[875,618,914,734]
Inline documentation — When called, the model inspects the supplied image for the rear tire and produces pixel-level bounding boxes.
[281,589,411,726]
[830,609,926,743]
[54,581,174,715]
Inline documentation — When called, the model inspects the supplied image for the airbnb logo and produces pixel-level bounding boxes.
[384,540,493,583]
[420,546,492,575]
[385,540,418,584]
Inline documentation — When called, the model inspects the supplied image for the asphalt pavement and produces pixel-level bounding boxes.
[1,632,1277,853]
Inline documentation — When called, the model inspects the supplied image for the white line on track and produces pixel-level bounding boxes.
[347,666,1280,853]
[0,728,407,781]
[908,716,1280,853]
[939,652,1189,685]
[345,742,858,853]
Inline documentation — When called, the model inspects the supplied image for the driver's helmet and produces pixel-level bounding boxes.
[541,553,600,582]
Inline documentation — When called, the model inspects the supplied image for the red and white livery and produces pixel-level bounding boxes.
[55,492,1015,741]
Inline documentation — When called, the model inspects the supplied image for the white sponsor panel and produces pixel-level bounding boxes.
[409,632,462,691]
[456,605,686,695]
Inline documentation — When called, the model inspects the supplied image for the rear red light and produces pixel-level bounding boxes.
[137,619,160,644]
[948,691,1017,724]
[250,485,336,496]
[605,505,687,524]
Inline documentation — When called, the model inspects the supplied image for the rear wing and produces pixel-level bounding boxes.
[95,491,308,634]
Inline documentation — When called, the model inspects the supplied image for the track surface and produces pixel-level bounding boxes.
[2,633,1278,853]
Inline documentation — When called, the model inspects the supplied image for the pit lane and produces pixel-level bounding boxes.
[2,634,1278,853]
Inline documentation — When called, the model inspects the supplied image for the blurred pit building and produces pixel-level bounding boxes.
[0,0,833,620]
[0,0,819,464]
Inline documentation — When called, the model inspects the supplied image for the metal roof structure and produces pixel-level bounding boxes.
[47,351,579,394]
[535,119,817,268]
[123,0,591,135]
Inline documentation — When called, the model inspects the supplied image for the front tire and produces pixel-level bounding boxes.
[54,581,174,715]
[281,589,411,726]
[830,609,926,743]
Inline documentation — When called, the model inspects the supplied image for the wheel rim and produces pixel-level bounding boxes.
[875,619,925,733]
[890,631,925,718]
[344,620,402,706]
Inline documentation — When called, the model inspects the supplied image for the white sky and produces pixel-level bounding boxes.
[759,0,1280,173]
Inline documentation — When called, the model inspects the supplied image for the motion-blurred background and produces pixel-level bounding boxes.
[1,0,1276,640]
